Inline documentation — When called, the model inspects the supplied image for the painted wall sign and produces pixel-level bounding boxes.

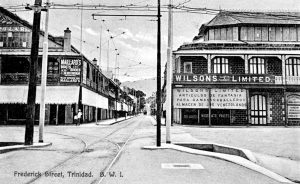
[60,58,81,83]
[0,26,30,32]
[288,106,300,119]
[173,88,246,109]
[174,74,274,84]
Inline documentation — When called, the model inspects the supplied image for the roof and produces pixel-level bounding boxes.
[207,11,300,27]
[0,6,80,54]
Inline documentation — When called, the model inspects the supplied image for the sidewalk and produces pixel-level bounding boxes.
[147,116,299,183]
[80,115,135,127]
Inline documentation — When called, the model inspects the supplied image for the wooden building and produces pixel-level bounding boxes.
[172,11,300,126]
[0,7,134,125]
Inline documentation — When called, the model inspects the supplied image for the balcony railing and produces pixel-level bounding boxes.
[1,73,60,84]
[173,73,300,85]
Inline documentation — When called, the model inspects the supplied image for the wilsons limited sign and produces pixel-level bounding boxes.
[173,88,246,109]
[173,74,274,84]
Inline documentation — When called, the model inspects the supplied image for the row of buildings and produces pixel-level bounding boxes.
[164,11,300,126]
[0,7,137,125]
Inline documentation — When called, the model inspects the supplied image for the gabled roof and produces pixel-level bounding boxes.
[207,11,300,27]
[0,6,80,54]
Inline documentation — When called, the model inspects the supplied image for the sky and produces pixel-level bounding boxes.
[1,0,300,82]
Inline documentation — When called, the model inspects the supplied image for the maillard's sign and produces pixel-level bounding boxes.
[173,88,247,109]
[173,74,274,84]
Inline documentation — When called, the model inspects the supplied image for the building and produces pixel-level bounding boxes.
[171,11,300,126]
[0,7,134,125]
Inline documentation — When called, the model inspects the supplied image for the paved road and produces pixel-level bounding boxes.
[0,116,285,184]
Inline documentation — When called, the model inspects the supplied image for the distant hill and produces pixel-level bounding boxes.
[121,77,157,97]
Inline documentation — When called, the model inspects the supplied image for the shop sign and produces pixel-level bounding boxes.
[0,26,30,32]
[211,89,246,109]
[288,95,300,119]
[173,74,274,84]
[173,88,246,109]
[60,58,81,83]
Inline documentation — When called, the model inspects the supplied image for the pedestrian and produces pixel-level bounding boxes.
[77,109,82,126]
[74,114,78,125]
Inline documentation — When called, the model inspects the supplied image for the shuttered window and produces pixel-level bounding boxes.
[213,58,229,74]
[251,95,267,125]
[249,58,265,74]
[286,58,300,76]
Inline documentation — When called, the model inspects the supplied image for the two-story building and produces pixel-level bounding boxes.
[172,11,300,126]
[0,7,134,125]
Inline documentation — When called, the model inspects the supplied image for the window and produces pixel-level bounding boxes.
[213,58,229,74]
[286,58,300,76]
[0,30,31,48]
[249,58,265,74]
[87,64,90,79]
[183,62,192,73]
[48,59,59,74]
[250,95,267,125]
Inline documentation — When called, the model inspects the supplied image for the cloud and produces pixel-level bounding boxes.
[85,28,98,36]
[135,32,156,45]
[71,25,98,36]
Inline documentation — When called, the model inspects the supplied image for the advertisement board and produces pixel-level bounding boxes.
[173,88,247,109]
[60,58,81,83]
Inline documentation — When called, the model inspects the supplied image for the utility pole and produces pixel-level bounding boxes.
[25,0,43,145]
[39,0,50,143]
[156,0,162,147]
[166,0,173,144]
[98,20,104,68]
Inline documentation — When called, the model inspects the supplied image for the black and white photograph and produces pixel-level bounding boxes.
[0,0,299,183]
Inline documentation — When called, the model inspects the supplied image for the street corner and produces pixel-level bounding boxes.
[0,142,52,154]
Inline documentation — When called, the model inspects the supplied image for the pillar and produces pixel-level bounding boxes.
[281,55,286,85]
[208,88,212,127]
[284,89,288,126]
[244,55,248,74]
[247,89,251,126]
[207,54,211,74]
[55,104,59,125]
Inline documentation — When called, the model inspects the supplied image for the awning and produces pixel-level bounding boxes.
[117,102,122,111]
[0,85,80,104]
[82,87,108,109]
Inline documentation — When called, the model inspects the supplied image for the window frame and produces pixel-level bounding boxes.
[183,62,193,73]
[286,58,300,76]
[249,58,266,74]
[212,57,229,74]
[250,94,267,125]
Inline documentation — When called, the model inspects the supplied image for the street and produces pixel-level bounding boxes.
[0,115,287,184]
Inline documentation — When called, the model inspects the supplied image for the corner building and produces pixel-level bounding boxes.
[172,12,300,126]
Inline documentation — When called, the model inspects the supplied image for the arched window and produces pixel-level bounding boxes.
[250,95,267,125]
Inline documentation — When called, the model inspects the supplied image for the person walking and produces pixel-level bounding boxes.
[77,109,82,126]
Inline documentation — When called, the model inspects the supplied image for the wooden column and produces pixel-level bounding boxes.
[244,55,248,74]
[207,55,211,74]
[281,55,286,85]
[247,89,251,126]
[208,88,212,127]
[55,104,59,125]
[284,89,288,127]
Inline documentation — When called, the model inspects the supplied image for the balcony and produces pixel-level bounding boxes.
[173,73,300,86]
[1,73,64,85]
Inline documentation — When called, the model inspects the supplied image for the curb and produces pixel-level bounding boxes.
[96,116,135,126]
[0,142,52,154]
[143,143,292,183]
